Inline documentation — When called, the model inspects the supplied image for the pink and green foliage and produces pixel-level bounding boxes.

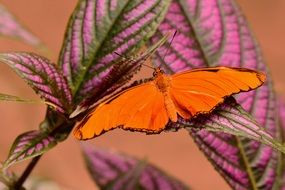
[0,53,72,114]
[278,99,285,132]
[83,146,189,190]
[3,130,57,169]
[0,0,285,189]
[151,0,284,189]
[278,99,285,189]
[58,0,171,104]
[0,4,42,47]
[183,98,284,151]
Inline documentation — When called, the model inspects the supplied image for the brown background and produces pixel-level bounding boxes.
[0,1,284,189]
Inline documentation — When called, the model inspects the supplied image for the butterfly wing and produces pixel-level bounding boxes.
[74,83,169,140]
[170,67,266,119]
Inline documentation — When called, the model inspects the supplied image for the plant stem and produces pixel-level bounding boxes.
[12,155,42,190]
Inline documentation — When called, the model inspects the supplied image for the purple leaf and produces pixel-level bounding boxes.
[83,146,189,190]
[3,130,57,168]
[0,53,72,113]
[58,0,171,104]
[151,0,283,189]
[278,98,285,189]
[0,4,42,47]
[278,98,285,131]
[183,98,285,152]
[181,98,285,189]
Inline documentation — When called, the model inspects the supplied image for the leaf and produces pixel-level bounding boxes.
[3,130,57,169]
[0,93,38,103]
[3,111,75,169]
[0,4,42,47]
[58,0,171,104]
[182,97,285,152]
[278,98,285,131]
[0,166,16,188]
[278,98,285,189]
[105,160,147,190]
[0,53,72,114]
[82,146,189,190]
[151,0,283,189]
[0,92,57,108]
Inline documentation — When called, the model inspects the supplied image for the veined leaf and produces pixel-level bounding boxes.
[83,146,189,190]
[278,98,285,189]
[183,97,285,155]
[58,0,171,104]
[278,98,285,131]
[0,93,57,108]
[0,53,72,113]
[3,130,57,169]
[0,4,42,47]
[151,0,283,189]
[0,93,39,103]
[3,110,75,169]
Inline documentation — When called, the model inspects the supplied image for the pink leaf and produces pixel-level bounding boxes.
[278,98,285,189]
[0,4,41,47]
[58,0,171,104]
[4,130,57,168]
[278,98,285,131]
[0,53,72,113]
[181,98,285,189]
[83,146,189,190]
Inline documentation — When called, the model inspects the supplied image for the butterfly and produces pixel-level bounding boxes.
[73,66,265,140]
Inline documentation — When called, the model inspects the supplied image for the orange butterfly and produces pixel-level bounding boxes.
[73,66,265,140]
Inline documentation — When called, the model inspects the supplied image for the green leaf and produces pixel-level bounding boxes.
[0,93,57,108]
[0,93,37,103]
[3,130,57,169]
[0,53,72,114]
[58,0,171,104]
[183,98,285,154]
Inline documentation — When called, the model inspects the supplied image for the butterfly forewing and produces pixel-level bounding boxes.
[170,67,266,117]
[74,83,169,140]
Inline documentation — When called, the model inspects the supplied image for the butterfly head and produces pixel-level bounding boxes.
[153,67,164,77]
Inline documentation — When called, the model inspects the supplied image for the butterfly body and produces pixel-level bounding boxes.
[152,68,178,122]
[74,67,266,140]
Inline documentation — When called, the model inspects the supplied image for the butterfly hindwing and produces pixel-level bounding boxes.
[170,67,266,118]
[74,83,169,140]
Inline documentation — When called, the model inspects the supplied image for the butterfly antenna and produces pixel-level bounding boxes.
[114,51,128,59]
[161,31,177,64]
[141,63,155,70]
[114,52,155,70]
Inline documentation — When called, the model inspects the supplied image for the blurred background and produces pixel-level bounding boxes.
[0,0,284,189]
